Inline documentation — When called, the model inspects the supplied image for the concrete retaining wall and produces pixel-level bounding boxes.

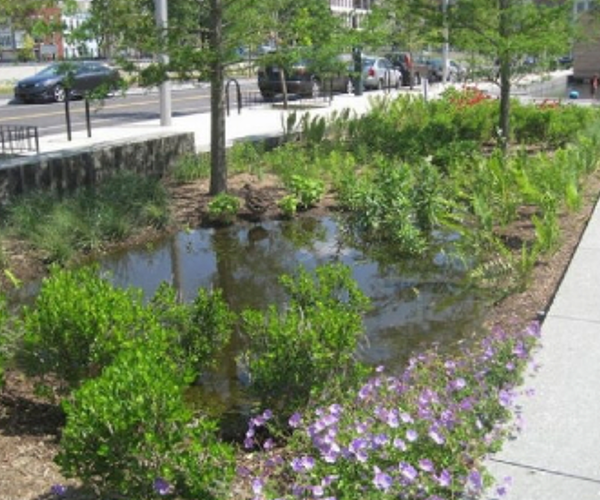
[0,131,195,205]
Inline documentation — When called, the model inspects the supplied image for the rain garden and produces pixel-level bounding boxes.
[1,87,600,499]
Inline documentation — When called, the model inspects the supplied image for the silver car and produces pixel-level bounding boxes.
[362,56,402,90]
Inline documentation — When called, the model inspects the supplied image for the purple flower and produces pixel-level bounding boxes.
[291,455,315,473]
[51,484,67,497]
[373,433,389,447]
[386,409,400,428]
[436,469,452,487]
[373,466,393,492]
[419,458,435,472]
[244,436,255,449]
[263,438,275,450]
[400,412,413,424]
[252,477,264,495]
[428,426,445,445]
[499,389,512,407]
[393,438,407,451]
[329,403,343,416]
[450,377,466,391]
[289,412,302,428]
[312,484,324,496]
[469,470,483,491]
[153,477,173,496]
[399,462,418,483]
[406,429,418,442]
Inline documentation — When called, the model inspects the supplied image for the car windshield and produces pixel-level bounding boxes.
[362,58,375,68]
[36,65,62,77]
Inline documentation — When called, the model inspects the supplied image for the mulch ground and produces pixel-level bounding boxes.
[1,169,599,500]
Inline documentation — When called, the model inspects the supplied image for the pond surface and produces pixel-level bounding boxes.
[62,216,483,414]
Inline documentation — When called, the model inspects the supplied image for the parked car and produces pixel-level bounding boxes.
[385,51,430,86]
[361,56,402,90]
[257,55,354,99]
[13,61,121,104]
[421,58,467,83]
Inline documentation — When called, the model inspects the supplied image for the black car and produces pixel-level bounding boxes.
[14,61,121,104]
[257,55,354,99]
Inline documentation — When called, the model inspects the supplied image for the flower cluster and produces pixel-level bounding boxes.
[242,322,541,500]
[448,86,495,108]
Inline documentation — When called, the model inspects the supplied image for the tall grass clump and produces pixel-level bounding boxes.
[170,152,211,183]
[2,172,170,264]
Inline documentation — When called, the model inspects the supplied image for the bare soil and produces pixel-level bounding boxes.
[1,170,599,500]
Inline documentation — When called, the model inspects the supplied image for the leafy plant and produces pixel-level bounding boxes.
[57,344,234,499]
[207,193,240,225]
[287,175,325,210]
[20,265,148,392]
[277,194,299,218]
[240,263,370,419]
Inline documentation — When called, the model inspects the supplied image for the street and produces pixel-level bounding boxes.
[0,81,260,138]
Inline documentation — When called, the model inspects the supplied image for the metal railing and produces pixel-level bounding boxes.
[0,125,40,156]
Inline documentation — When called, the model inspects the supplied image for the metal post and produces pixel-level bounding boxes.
[85,98,92,138]
[442,0,449,83]
[155,0,172,126]
[65,92,72,142]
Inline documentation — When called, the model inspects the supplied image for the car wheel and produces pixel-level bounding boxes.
[53,84,66,103]
[309,78,321,98]
[260,91,274,101]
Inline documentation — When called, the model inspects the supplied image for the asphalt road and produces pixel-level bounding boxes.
[0,81,261,138]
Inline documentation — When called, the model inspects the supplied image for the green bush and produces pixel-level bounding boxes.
[21,265,149,391]
[207,193,240,225]
[287,175,325,210]
[57,344,234,499]
[241,263,370,418]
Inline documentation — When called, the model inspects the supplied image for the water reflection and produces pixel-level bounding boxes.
[101,216,483,373]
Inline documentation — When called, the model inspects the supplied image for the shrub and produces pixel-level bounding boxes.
[240,263,370,419]
[287,175,325,210]
[207,193,240,225]
[20,265,149,391]
[57,344,234,499]
[277,194,299,218]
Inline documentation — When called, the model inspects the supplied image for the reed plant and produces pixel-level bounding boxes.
[2,172,170,265]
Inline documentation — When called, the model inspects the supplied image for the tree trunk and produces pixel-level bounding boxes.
[280,68,289,109]
[498,0,511,153]
[209,0,227,195]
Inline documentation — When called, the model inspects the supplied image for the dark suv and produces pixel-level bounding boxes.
[257,56,354,99]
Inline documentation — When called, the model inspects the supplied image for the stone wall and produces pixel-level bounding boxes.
[0,131,195,205]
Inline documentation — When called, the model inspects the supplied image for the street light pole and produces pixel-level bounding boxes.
[155,0,172,126]
[442,0,449,83]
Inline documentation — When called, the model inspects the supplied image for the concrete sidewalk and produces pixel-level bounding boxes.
[483,199,600,500]
[25,88,402,155]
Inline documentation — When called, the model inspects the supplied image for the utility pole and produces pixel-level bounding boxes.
[155,0,172,126]
[442,0,449,83]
